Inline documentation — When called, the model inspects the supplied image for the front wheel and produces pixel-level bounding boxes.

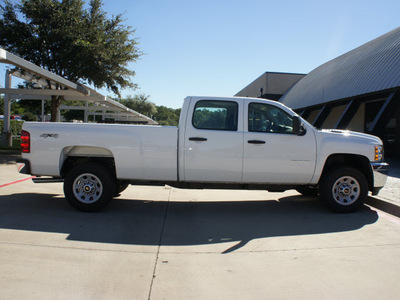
[319,167,368,213]
[64,163,115,212]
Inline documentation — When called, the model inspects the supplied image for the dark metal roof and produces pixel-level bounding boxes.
[280,27,400,110]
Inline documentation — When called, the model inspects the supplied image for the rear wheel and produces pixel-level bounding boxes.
[319,167,368,213]
[64,163,115,212]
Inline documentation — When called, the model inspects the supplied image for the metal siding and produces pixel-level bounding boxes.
[235,72,305,98]
[281,27,400,109]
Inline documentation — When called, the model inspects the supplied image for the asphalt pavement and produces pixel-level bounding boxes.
[1,152,400,299]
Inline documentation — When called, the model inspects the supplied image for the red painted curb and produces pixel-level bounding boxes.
[0,176,35,188]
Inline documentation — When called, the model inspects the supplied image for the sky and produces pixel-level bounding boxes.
[2,0,400,109]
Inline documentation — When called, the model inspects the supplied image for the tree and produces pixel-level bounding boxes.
[153,105,181,126]
[119,94,182,125]
[0,0,141,121]
[1,92,40,120]
[121,93,157,118]
[62,100,85,121]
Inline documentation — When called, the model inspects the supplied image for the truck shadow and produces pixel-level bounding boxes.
[387,158,400,179]
[0,193,378,252]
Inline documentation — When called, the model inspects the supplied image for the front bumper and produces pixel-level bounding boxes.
[370,162,389,195]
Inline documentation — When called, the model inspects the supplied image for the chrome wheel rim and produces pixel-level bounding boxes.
[332,176,360,206]
[73,173,103,204]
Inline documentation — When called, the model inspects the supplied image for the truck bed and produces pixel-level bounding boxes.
[23,122,178,181]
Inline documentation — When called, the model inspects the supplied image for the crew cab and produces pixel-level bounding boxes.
[17,96,389,212]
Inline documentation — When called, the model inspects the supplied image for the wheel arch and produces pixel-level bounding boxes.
[60,146,116,178]
[320,154,373,191]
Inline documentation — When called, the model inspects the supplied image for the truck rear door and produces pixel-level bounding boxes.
[182,98,244,182]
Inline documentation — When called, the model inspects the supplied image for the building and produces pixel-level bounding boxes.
[236,72,305,100]
[237,27,400,158]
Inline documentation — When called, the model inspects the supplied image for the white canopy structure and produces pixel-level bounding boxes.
[1,48,157,145]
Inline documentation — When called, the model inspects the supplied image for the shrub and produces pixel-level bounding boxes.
[0,120,24,136]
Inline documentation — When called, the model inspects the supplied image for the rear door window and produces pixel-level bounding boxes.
[192,100,238,131]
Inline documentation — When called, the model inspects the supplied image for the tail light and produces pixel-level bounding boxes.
[21,130,30,153]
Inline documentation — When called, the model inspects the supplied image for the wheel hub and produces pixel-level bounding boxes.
[83,181,95,194]
[339,184,351,197]
[73,173,103,204]
[332,176,360,206]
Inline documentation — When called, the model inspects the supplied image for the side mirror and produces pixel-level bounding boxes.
[293,116,307,136]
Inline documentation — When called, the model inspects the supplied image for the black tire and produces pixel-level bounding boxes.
[296,186,319,197]
[114,180,129,197]
[64,162,115,212]
[319,167,368,213]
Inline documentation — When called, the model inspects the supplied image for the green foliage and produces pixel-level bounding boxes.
[0,96,22,116]
[154,106,181,126]
[22,112,38,121]
[0,137,20,150]
[193,108,227,130]
[1,96,32,119]
[0,0,141,121]
[121,94,157,118]
[61,100,86,121]
[119,94,181,126]
[0,120,24,135]
[1,95,44,121]
[63,109,85,122]
[18,100,49,121]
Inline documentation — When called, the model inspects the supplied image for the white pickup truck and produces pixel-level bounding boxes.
[17,96,388,213]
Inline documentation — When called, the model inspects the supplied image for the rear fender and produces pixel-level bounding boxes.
[60,146,114,175]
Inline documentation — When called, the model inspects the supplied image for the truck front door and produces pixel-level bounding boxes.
[183,99,244,182]
[243,101,316,184]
